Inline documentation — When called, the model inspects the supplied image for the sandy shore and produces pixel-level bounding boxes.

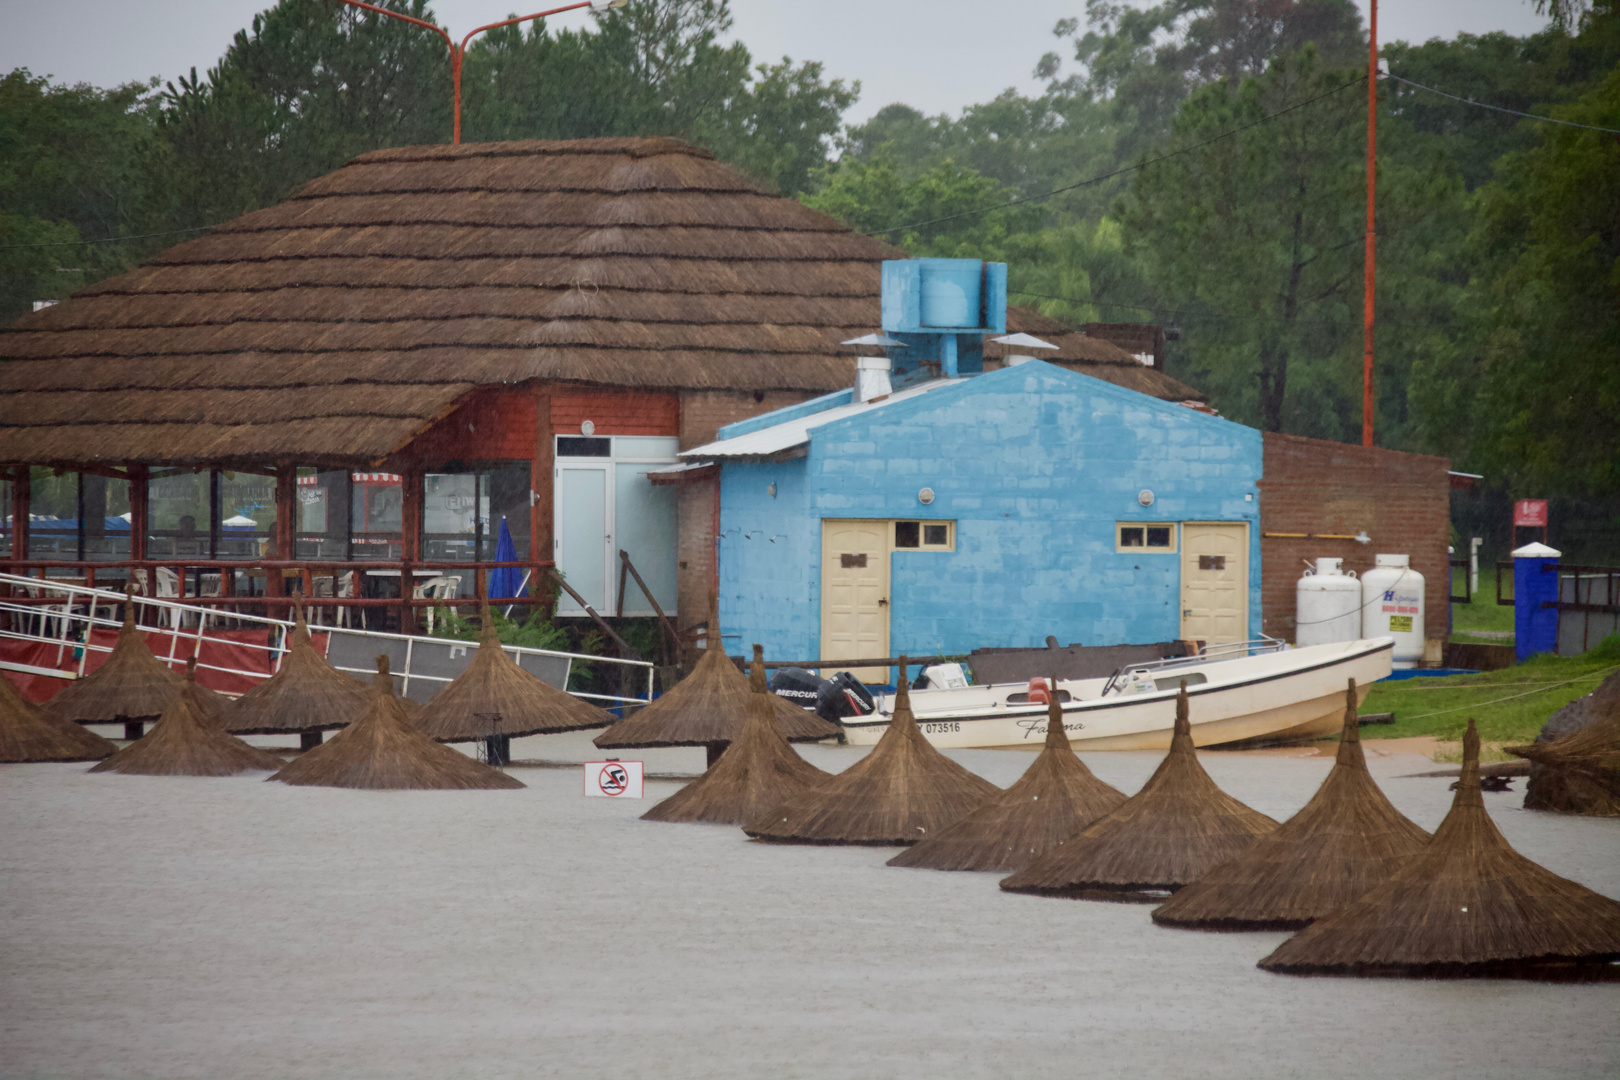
[2,731,1617,1079]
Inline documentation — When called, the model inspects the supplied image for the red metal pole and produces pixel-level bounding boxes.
[337,1,594,146]
[1362,0,1377,448]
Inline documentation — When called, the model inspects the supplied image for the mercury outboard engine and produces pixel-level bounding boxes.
[767,667,826,709]
[816,672,876,725]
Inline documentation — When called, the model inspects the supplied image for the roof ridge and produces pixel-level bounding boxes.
[345,137,714,165]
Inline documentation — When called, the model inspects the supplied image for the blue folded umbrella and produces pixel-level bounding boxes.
[488,517,528,600]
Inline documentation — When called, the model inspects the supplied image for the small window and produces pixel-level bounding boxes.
[557,436,612,457]
[1117,522,1176,553]
[895,520,953,551]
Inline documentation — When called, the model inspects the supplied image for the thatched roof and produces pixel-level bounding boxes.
[594,595,840,749]
[744,659,999,846]
[887,687,1125,872]
[1259,719,1620,978]
[223,602,372,735]
[0,138,1204,468]
[1152,680,1430,930]
[89,662,284,776]
[999,685,1277,899]
[418,603,614,741]
[641,645,832,825]
[268,656,524,790]
[1509,671,1620,817]
[45,592,225,725]
[0,672,117,763]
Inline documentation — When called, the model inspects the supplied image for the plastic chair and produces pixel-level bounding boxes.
[412,575,461,634]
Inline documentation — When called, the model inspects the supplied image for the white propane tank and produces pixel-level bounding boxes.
[1361,553,1425,668]
[1296,557,1361,647]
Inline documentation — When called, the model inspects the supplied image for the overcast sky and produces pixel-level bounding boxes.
[0,1,1551,124]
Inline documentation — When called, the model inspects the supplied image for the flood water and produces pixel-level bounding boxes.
[2,733,1616,1079]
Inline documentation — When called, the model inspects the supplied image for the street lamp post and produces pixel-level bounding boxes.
[337,0,628,145]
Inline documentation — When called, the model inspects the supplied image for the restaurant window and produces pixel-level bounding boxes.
[423,464,533,595]
[894,520,954,551]
[217,472,277,560]
[351,473,403,561]
[149,469,213,558]
[295,469,353,560]
[1117,522,1176,553]
[24,468,130,561]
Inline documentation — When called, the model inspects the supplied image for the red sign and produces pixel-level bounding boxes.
[1513,500,1548,528]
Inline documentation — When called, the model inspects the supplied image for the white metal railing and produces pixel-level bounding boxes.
[0,572,654,708]
[1098,635,1288,697]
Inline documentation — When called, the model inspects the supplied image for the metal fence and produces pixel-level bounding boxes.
[0,572,653,708]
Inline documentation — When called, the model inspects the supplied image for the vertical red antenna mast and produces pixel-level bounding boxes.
[1362,0,1377,448]
[336,1,612,145]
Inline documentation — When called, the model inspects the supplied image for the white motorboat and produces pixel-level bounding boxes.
[842,637,1395,750]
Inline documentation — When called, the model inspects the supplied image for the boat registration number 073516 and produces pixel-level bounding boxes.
[922,722,961,734]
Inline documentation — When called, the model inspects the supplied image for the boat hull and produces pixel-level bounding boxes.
[842,638,1394,750]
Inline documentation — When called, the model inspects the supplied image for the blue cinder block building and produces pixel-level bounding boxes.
[681,261,1265,670]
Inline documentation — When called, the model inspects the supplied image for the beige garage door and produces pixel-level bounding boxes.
[820,520,890,683]
[1180,522,1249,646]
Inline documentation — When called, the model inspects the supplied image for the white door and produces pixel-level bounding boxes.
[820,520,890,683]
[1180,522,1249,645]
[555,465,610,615]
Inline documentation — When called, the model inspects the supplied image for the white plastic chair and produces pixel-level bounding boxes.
[412,575,461,634]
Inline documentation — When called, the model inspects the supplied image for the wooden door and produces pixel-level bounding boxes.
[1180,523,1248,646]
[820,520,890,683]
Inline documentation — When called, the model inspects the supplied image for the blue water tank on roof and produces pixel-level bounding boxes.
[919,259,982,327]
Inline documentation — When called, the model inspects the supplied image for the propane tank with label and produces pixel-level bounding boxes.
[1361,553,1425,668]
[1296,557,1361,647]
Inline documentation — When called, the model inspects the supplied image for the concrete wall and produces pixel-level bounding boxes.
[718,363,1263,664]
[1259,432,1450,644]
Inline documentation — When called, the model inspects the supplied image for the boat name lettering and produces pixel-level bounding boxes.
[1015,719,1087,740]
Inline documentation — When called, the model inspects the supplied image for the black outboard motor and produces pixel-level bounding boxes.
[768,667,827,709]
[816,672,876,725]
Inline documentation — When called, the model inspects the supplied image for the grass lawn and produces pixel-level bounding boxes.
[1360,635,1620,752]
[1448,563,1516,643]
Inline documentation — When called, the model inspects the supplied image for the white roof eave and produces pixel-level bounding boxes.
[680,379,962,460]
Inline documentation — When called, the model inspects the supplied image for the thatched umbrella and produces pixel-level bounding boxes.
[642,645,832,825]
[1000,684,1277,901]
[744,657,998,845]
[1152,679,1430,930]
[887,682,1126,872]
[89,660,284,776]
[268,656,524,790]
[1507,673,1620,817]
[594,595,840,765]
[0,672,117,763]
[45,587,227,738]
[222,600,372,750]
[1259,718,1620,978]
[418,602,615,763]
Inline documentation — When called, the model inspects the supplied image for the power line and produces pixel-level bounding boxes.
[864,76,1367,239]
[0,223,220,251]
[1388,73,1620,135]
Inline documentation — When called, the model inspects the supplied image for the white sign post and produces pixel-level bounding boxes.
[583,760,644,799]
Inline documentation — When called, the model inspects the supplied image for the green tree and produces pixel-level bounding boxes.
[802,156,1040,255]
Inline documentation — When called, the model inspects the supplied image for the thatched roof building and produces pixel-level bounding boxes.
[90,662,284,776]
[595,596,839,761]
[641,645,831,825]
[223,602,371,736]
[999,685,1277,900]
[887,687,1125,872]
[0,672,117,763]
[1260,719,1620,978]
[268,656,523,790]
[418,603,614,741]
[744,659,998,846]
[0,139,1201,468]
[1152,680,1429,930]
[1509,671,1620,817]
[45,592,226,727]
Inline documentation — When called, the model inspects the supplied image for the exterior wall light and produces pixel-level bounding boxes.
[918,487,936,505]
[1138,489,1155,507]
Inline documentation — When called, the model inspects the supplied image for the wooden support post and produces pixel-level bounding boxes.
[12,467,29,559]
[545,567,641,660]
[269,464,296,615]
[124,721,144,741]
[620,549,680,660]
[532,385,554,569]
[400,469,424,634]
[706,743,724,768]
[128,465,149,564]
[300,730,323,751]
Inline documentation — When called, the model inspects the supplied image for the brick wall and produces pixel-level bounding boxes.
[1260,432,1451,644]
[407,387,537,463]
[552,387,679,436]
[673,390,818,627]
